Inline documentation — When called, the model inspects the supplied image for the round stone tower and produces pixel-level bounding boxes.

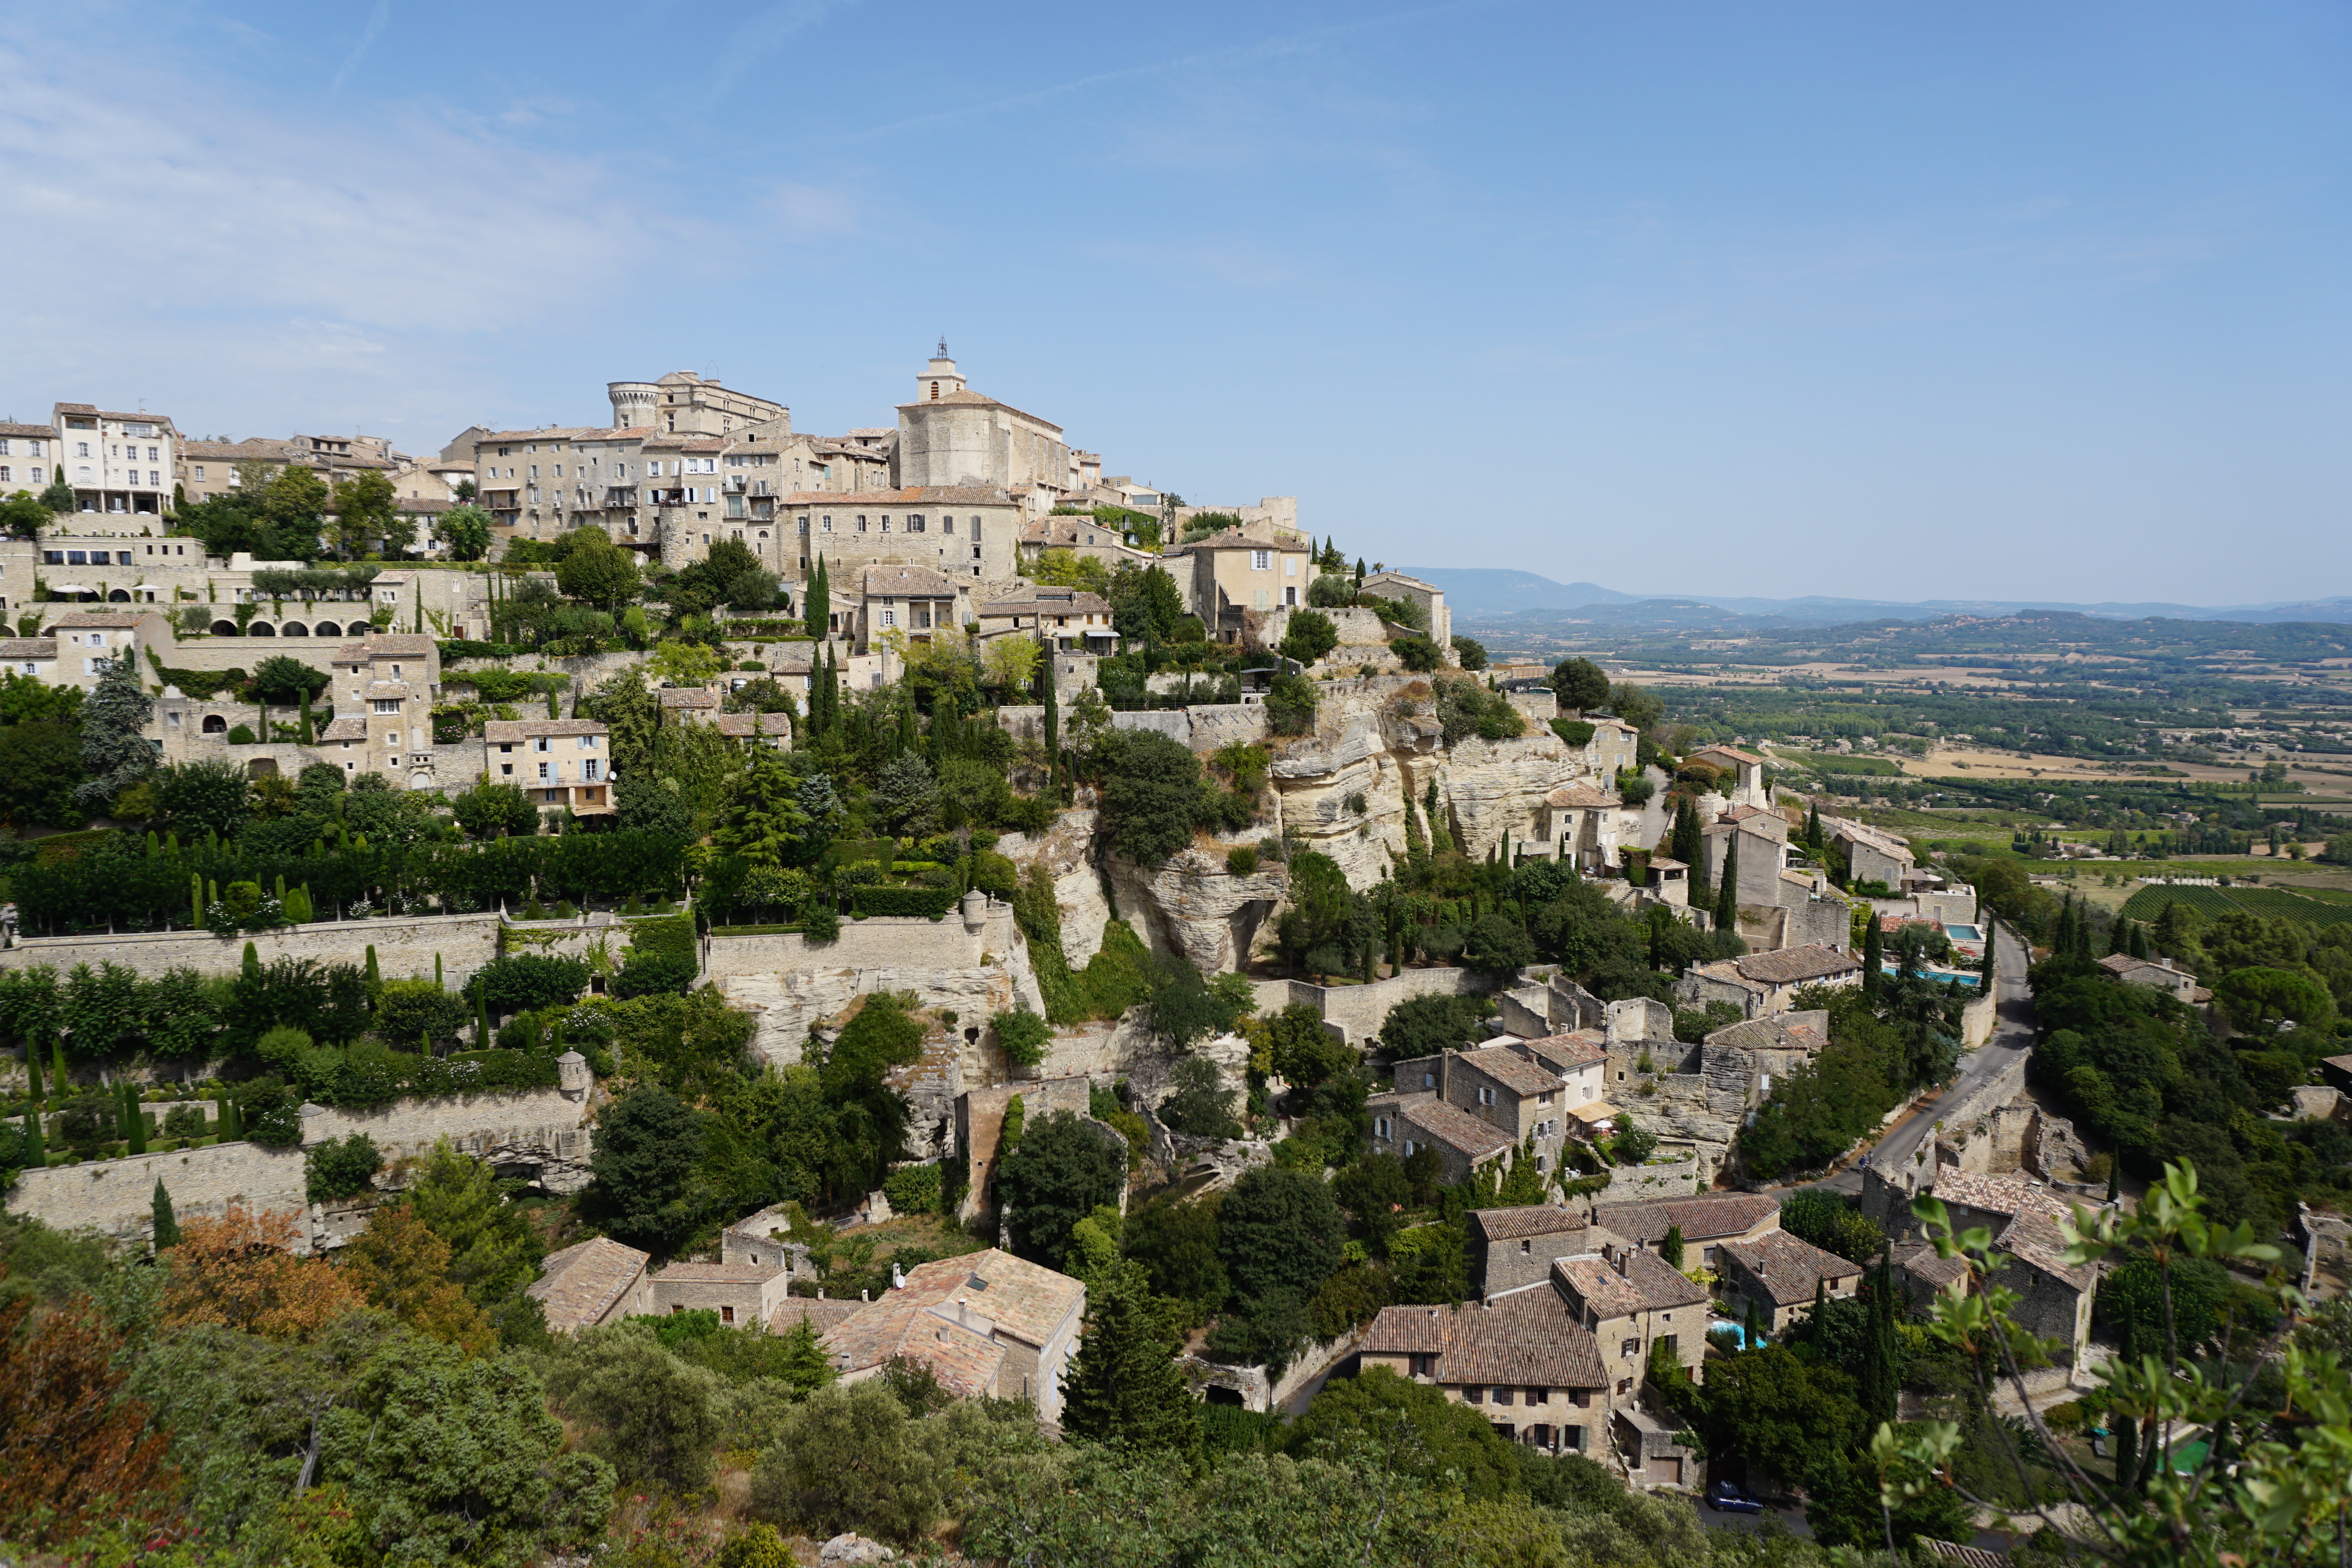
[607,381,660,430]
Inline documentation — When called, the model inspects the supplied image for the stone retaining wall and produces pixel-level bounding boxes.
[0,911,503,987]
[1251,966,1489,1048]
[4,1082,592,1251]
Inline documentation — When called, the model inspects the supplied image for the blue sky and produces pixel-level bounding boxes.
[3,1,2345,602]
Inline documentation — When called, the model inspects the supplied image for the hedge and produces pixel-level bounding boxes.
[439,640,526,661]
[12,830,688,935]
[1551,718,1596,747]
[848,886,960,918]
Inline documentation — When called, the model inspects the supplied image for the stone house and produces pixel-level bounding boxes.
[954,1076,1096,1222]
[1016,515,1159,574]
[711,711,793,751]
[1678,945,1863,1019]
[1907,1171,2099,1369]
[788,486,1025,586]
[2096,953,2204,1005]
[818,1248,1086,1423]
[1535,783,1625,873]
[843,563,976,652]
[1700,804,1792,907]
[1358,569,1450,649]
[482,718,615,817]
[1162,524,1311,638]
[1360,1289,1610,1453]
[0,636,59,681]
[41,610,172,690]
[1374,1031,1611,1180]
[1686,746,1769,810]
[50,402,179,517]
[531,1236,653,1333]
[1471,1206,1607,1299]
[1822,816,1915,888]
[975,587,1119,654]
[1551,1240,1712,1399]
[657,685,720,727]
[1365,1091,1516,1185]
[1716,1231,1862,1333]
[642,1261,796,1329]
[1589,1191,1782,1272]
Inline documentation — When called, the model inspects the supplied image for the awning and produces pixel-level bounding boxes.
[48,584,92,593]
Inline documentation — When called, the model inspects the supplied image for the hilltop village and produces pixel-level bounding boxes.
[0,352,2334,1566]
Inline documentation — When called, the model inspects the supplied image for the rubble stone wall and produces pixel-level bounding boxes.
[0,911,503,988]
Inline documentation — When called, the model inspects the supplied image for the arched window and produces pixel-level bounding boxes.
[201,714,227,734]
[313,620,342,638]
[280,622,308,637]
[210,620,238,635]
[930,381,940,400]
[107,589,129,602]
[248,622,275,637]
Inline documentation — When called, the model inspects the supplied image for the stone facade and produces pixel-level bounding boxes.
[0,910,504,989]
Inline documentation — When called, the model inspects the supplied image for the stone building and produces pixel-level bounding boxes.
[641,1261,796,1329]
[896,346,1071,507]
[1360,1289,1609,1453]
[482,718,614,817]
[1552,1239,1710,1399]
[530,1236,653,1334]
[1676,945,1863,1018]
[1358,570,1450,650]
[1822,815,1915,888]
[1017,515,1159,574]
[842,563,977,653]
[0,421,58,496]
[818,1248,1086,1424]
[975,588,1118,654]
[1716,1231,1862,1333]
[1588,1192,1782,1272]
[1471,1206,1608,1299]
[51,402,179,518]
[606,370,788,439]
[41,610,172,690]
[1900,1171,2099,1369]
[1372,1031,1611,1182]
[788,487,1024,585]
[1686,746,1769,810]
[1700,804,1792,905]
[2096,953,2203,1004]
[1162,525,1311,638]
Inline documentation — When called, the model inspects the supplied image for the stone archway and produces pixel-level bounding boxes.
[247,622,275,636]
[201,714,228,734]
[313,620,342,638]
[211,620,239,635]
[280,622,308,637]
[107,589,129,602]
[245,757,279,781]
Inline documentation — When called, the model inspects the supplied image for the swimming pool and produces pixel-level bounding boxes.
[1945,924,1984,944]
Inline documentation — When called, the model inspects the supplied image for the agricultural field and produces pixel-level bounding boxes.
[2119,881,2352,929]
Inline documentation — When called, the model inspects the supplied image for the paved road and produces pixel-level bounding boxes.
[1799,920,2036,1198]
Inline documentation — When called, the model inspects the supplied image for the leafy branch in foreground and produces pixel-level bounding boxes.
[1887,1159,2350,1566]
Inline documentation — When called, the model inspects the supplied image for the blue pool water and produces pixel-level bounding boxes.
[1945,924,1984,943]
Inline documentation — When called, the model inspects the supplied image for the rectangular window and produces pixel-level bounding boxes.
[1251,549,1271,570]
[1466,1387,1486,1405]
[535,737,550,751]
[943,516,954,534]
[1495,1388,1514,1406]
[907,514,924,532]
[537,762,552,781]
[583,759,601,780]
[1285,555,1297,575]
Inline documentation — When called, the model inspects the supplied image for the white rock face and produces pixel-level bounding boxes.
[1107,848,1289,972]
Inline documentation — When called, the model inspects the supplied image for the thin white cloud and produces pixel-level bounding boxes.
[712,0,862,102]
[329,0,393,98]
[0,39,683,431]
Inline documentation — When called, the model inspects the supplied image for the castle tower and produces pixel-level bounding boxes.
[917,340,967,404]
[607,380,660,430]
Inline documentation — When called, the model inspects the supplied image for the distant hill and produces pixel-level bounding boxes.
[1396,569,1641,613]
[1402,569,2352,627]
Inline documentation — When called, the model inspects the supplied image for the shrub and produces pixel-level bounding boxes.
[1391,634,1444,673]
[373,979,472,1050]
[613,951,697,999]
[161,1104,208,1139]
[881,1162,943,1217]
[1264,673,1318,736]
[467,955,591,1018]
[1551,718,1596,747]
[1277,609,1339,667]
[1225,845,1259,876]
[306,1132,382,1202]
[991,1005,1053,1070]
[801,904,840,944]
[225,724,256,744]
[848,886,959,918]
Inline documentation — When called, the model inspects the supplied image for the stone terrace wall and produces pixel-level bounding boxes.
[1251,966,1490,1049]
[0,911,504,988]
[5,1084,590,1251]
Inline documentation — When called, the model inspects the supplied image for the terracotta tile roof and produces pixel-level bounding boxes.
[482,718,609,741]
[1928,1171,2045,1220]
[1892,1241,1969,1296]
[1366,1291,1608,1388]
[2097,954,2193,985]
[1993,1206,2096,1292]
[1361,570,1439,593]
[1703,1015,1829,1053]
[895,387,1064,433]
[334,634,436,660]
[817,1248,1081,1398]
[1688,959,1768,998]
[658,687,719,708]
[823,1303,1005,1398]
[1454,1045,1568,1099]
[1823,816,1913,861]
[980,590,1112,617]
[1162,526,1307,557]
[1397,1098,1516,1161]
[781,487,1015,507]
[0,422,54,437]
[1734,945,1863,985]
[318,716,369,741]
[1590,1192,1780,1246]
[1515,1031,1607,1070]
[529,1236,648,1332]
[861,564,964,598]
[1553,1249,1706,1319]
[46,611,150,628]
[1720,1231,1859,1307]
[769,1296,866,1337]
[1470,1205,1591,1243]
[1693,745,1767,767]
[902,1249,1085,1348]
[0,639,56,658]
[1545,784,1615,808]
[478,426,616,443]
[713,711,792,738]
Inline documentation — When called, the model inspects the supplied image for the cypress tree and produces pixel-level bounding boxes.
[1809,1274,1828,1326]
[478,991,493,1049]
[1058,1264,1204,1462]
[22,1108,42,1168]
[1858,1251,1899,1428]
[1743,1292,1767,1349]
[1714,849,1739,932]
[1805,799,1822,850]
[804,555,830,639]
[1983,924,1996,985]
[191,873,204,928]
[1659,1224,1685,1269]
[52,1039,67,1092]
[242,941,260,983]
[25,1042,42,1106]
[2130,921,2149,960]
[1863,915,1885,998]
[124,1084,146,1155]
[365,945,381,989]
[435,953,445,989]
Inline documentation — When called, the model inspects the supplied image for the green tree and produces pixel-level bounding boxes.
[1090,728,1202,864]
[0,718,86,830]
[1461,910,1536,979]
[1264,671,1319,736]
[995,1109,1125,1265]
[1714,848,1740,931]
[1106,563,1186,648]
[1551,657,1612,712]
[803,554,830,637]
[330,469,398,557]
[1062,1260,1204,1459]
[405,1139,547,1339]
[1155,1055,1241,1139]
[73,651,153,813]
[1658,1223,1684,1269]
[588,1087,706,1251]
[151,1178,181,1248]
[1278,609,1339,667]
[544,1320,723,1492]
[435,504,495,561]
[1284,1365,1521,1500]
[1449,635,1488,671]
[712,747,813,868]
[991,1005,1053,1071]
[319,1331,615,1566]
[1218,1165,1343,1307]
[452,777,538,839]
[554,532,642,609]
[250,653,330,708]
[750,1381,943,1546]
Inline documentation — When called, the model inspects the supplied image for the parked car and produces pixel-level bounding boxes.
[1707,1480,1765,1514]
